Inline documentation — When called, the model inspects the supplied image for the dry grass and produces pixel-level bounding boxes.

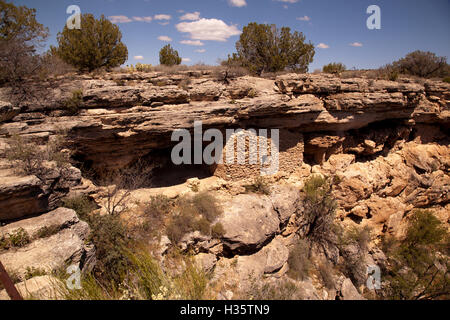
[166,192,223,244]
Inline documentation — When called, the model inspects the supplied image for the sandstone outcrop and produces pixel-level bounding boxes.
[0,208,95,280]
[0,164,82,221]
[0,275,61,300]
[0,73,447,175]
[0,71,448,300]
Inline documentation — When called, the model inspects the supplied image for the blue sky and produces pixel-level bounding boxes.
[11,0,450,71]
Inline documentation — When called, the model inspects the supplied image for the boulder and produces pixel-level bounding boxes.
[338,278,366,300]
[236,237,289,279]
[0,165,82,221]
[0,101,19,123]
[0,208,95,279]
[219,194,280,254]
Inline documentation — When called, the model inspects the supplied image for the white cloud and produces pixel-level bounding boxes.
[159,22,170,26]
[317,43,329,49]
[158,36,172,42]
[180,40,204,46]
[176,18,241,42]
[228,0,247,7]
[297,16,311,21]
[154,14,172,20]
[108,16,153,23]
[195,49,206,53]
[133,16,153,23]
[275,0,299,3]
[349,42,363,47]
[180,12,201,21]
[108,16,133,23]
[134,56,144,60]
[182,58,191,62]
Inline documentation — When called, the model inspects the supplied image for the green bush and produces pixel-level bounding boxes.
[25,267,47,280]
[87,213,131,284]
[443,77,450,83]
[166,210,196,244]
[0,228,31,249]
[36,225,61,239]
[62,90,83,115]
[229,22,315,75]
[383,209,449,300]
[392,50,448,78]
[322,62,346,74]
[302,175,337,246]
[173,259,209,300]
[0,0,48,87]
[159,44,182,66]
[341,225,372,251]
[53,13,128,72]
[134,63,153,72]
[56,249,209,300]
[337,225,372,288]
[62,195,98,221]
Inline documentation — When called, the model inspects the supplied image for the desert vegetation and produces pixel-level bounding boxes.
[225,22,315,75]
[0,0,449,304]
[159,44,182,66]
[323,62,346,74]
[52,13,128,72]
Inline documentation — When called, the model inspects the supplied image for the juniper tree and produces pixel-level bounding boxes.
[159,44,182,66]
[229,22,315,75]
[53,13,128,72]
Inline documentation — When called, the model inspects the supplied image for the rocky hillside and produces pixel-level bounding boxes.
[0,70,448,300]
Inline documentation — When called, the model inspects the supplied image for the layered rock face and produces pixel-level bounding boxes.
[1,72,447,175]
[0,208,95,281]
[0,71,448,300]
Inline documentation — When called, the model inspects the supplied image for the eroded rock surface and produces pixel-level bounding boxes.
[0,208,95,280]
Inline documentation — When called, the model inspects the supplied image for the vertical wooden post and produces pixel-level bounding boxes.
[0,260,23,300]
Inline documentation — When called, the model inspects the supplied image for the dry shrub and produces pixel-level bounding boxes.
[244,176,271,195]
[166,192,223,244]
[0,228,31,250]
[287,239,311,281]
[5,134,70,176]
[36,225,61,239]
[98,159,152,216]
[246,278,300,300]
[191,192,222,223]
[178,78,192,90]
[318,261,335,289]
